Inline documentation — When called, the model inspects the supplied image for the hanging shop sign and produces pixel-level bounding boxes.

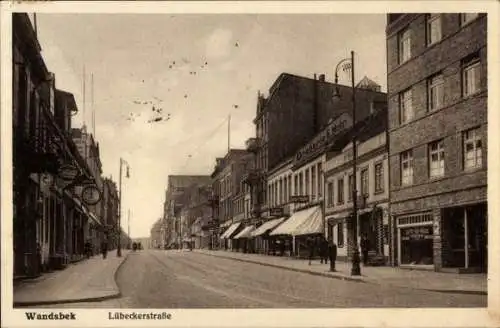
[39,173,54,195]
[294,112,353,167]
[81,184,102,206]
[58,163,80,181]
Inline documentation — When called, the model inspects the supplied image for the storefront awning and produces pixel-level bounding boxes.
[88,212,100,225]
[270,206,321,236]
[220,222,241,239]
[233,225,255,239]
[251,217,286,237]
[292,206,323,236]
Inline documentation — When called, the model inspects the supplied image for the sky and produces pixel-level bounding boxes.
[34,13,387,238]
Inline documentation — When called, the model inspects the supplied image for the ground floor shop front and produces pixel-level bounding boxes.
[393,202,487,273]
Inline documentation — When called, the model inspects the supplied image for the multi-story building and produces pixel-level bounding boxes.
[211,149,250,249]
[101,178,119,250]
[12,13,97,277]
[250,73,387,227]
[149,218,163,249]
[324,108,389,263]
[386,13,487,272]
[162,175,211,248]
[72,127,104,252]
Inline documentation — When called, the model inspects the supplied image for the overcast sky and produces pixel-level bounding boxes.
[35,13,387,238]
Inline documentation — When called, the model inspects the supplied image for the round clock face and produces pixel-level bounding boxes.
[58,164,79,181]
[81,185,101,205]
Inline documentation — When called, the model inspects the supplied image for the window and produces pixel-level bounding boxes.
[462,56,481,97]
[401,150,414,186]
[374,162,384,193]
[305,169,310,199]
[317,163,322,197]
[428,73,444,111]
[283,177,288,203]
[299,172,304,195]
[294,174,298,196]
[361,168,369,196]
[337,223,344,247]
[288,175,292,201]
[348,174,354,201]
[398,28,411,64]
[426,14,442,46]
[327,182,334,207]
[429,140,445,178]
[311,166,316,200]
[399,89,413,124]
[463,128,482,170]
[460,13,479,26]
[337,178,344,204]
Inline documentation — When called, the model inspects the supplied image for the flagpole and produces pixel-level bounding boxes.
[228,114,231,153]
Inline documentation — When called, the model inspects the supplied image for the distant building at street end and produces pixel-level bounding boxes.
[150,218,163,249]
[386,13,487,272]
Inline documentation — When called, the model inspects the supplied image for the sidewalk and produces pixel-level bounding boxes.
[14,250,130,307]
[194,249,487,295]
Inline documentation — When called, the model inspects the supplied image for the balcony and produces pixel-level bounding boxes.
[245,137,260,153]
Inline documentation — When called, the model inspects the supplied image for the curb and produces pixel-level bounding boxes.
[195,251,365,283]
[195,251,487,296]
[14,252,131,307]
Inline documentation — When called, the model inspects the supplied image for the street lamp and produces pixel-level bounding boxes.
[333,50,361,276]
[117,157,130,257]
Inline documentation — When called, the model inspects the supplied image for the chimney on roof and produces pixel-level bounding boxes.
[318,74,326,82]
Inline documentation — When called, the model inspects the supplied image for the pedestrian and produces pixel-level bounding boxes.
[84,240,92,259]
[320,236,329,264]
[328,238,338,272]
[360,234,370,266]
[101,240,108,259]
[307,236,315,265]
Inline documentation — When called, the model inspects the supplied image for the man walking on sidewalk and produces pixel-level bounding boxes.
[320,236,329,265]
[101,240,108,259]
[360,234,370,266]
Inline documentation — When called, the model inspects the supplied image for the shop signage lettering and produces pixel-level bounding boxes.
[294,113,353,165]
[269,207,284,217]
[289,195,309,203]
[401,227,433,241]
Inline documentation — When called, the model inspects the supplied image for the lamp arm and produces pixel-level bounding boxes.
[334,57,353,80]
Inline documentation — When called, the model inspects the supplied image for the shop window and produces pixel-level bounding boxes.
[429,140,445,178]
[400,225,434,265]
[374,162,384,193]
[401,150,414,186]
[462,55,481,97]
[337,222,344,247]
[463,127,482,170]
[426,14,442,46]
[398,28,412,64]
[428,73,444,111]
[399,88,413,124]
[337,178,344,204]
[311,166,316,200]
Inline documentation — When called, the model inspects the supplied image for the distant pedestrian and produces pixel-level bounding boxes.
[307,237,315,265]
[360,234,370,266]
[320,236,329,264]
[328,239,337,272]
[84,240,92,259]
[101,240,108,259]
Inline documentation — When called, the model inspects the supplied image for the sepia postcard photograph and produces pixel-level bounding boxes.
[1,1,499,327]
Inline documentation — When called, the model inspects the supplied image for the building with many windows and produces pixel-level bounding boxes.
[386,13,487,272]
[324,109,389,264]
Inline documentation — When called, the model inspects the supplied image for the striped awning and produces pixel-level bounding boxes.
[220,222,241,239]
[270,206,321,236]
[251,217,286,237]
[233,225,255,239]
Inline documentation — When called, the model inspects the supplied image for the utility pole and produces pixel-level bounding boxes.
[117,159,123,257]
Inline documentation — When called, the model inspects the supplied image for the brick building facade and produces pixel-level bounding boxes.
[387,13,487,272]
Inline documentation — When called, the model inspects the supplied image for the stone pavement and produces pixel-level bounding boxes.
[194,249,487,295]
[13,250,130,307]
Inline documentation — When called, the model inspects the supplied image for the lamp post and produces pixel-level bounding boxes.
[117,157,130,257]
[333,50,361,276]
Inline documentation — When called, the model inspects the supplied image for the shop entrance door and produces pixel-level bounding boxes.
[359,212,378,252]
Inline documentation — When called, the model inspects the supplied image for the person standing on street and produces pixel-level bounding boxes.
[360,234,370,266]
[101,240,108,259]
[328,238,337,272]
[320,236,329,264]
